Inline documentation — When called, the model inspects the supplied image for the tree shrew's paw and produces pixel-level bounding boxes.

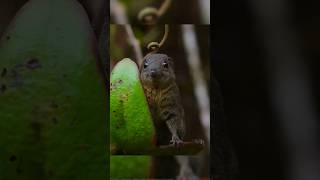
[170,135,184,147]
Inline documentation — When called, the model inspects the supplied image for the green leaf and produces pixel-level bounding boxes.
[110,58,156,154]
[110,156,152,178]
[0,0,107,179]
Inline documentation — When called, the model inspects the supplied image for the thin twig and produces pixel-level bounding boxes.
[110,0,128,24]
[198,0,210,24]
[175,25,210,180]
[124,25,144,66]
[110,0,143,66]
[181,25,210,144]
[157,0,172,17]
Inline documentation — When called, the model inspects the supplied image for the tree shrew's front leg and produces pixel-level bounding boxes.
[166,117,183,146]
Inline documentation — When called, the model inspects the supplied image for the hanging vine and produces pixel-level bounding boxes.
[137,0,172,25]
[145,24,169,57]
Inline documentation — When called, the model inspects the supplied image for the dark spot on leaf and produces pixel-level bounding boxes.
[1,68,7,77]
[16,168,22,174]
[52,117,58,124]
[9,155,17,162]
[50,101,58,108]
[113,110,116,113]
[6,36,10,40]
[48,170,54,177]
[118,79,123,84]
[116,119,125,129]
[116,121,123,129]
[62,74,67,78]
[30,121,42,142]
[26,58,41,69]
[78,144,90,151]
[0,84,6,93]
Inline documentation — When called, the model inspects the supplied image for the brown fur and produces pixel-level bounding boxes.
[140,54,185,146]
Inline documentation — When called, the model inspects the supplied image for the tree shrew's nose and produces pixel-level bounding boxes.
[150,69,158,78]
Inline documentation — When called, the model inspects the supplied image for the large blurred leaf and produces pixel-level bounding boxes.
[0,0,107,179]
[110,156,152,178]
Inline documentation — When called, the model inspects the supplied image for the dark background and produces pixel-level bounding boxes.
[213,0,320,180]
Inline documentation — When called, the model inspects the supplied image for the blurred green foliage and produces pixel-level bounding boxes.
[110,156,152,178]
[0,0,107,179]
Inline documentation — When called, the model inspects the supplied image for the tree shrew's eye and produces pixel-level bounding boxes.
[162,62,168,68]
[144,62,148,69]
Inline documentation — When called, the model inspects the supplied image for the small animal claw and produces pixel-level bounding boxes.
[192,138,205,146]
[170,135,183,147]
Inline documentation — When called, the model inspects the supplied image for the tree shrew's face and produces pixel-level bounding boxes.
[140,53,175,88]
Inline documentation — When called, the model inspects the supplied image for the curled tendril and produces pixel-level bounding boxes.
[138,7,158,25]
[146,25,169,56]
[138,0,172,25]
[147,42,160,52]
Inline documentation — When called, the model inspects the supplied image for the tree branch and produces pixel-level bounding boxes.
[181,25,210,144]
[110,0,128,24]
[124,25,144,67]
